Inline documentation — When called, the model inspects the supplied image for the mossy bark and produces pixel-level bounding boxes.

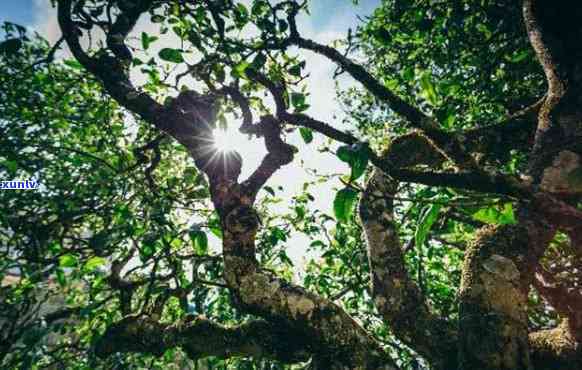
[359,135,457,370]
[458,224,550,370]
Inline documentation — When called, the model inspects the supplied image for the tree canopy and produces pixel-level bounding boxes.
[1,1,582,369]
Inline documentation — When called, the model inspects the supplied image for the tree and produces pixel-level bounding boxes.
[1,0,581,369]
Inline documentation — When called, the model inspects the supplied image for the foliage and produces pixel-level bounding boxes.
[0,0,579,369]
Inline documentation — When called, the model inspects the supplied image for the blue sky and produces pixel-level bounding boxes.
[0,1,36,29]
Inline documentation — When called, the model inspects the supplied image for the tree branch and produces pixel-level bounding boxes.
[281,111,532,197]
[94,315,311,363]
[529,321,582,370]
[213,188,397,368]
[359,133,457,370]
[285,3,476,169]
[457,219,556,370]
[57,0,161,123]
[534,267,582,336]
[242,116,294,198]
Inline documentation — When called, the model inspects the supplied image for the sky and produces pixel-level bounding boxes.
[0,0,381,262]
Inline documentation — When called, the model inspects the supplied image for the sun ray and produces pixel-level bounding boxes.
[213,128,232,152]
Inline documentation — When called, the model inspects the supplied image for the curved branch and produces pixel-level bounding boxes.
[57,0,161,123]
[522,0,582,185]
[281,112,531,197]
[359,133,457,370]
[457,220,556,370]
[242,116,294,198]
[106,0,153,63]
[213,183,397,368]
[245,68,288,117]
[285,5,476,169]
[57,1,239,183]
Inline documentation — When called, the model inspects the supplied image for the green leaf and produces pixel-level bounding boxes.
[151,14,165,23]
[333,187,359,222]
[509,50,529,63]
[208,212,223,239]
[472,202,516,225]
[59,254,78,268]
[263,186,276,196]
[141,32,158,50]
[2,160,17,176]
[336,144,369,181]
[415,204,441,247]
[48,242,62,254]
[349,147,369,181]
[310,240,326,249]
[337,145,354,163]
[234,3,250,27]
[419,71,439,106]
[299,127,313,144]
[63,59,84,70]
[252,53,267,69]
[189,229,208,253]
[233,61,250,78]
[140,243,155,261]
[251,0,269,16]
[402,67,415,82]
[159,48,184,63]
[278,251,294,266]
[84,256,106,272]
[291,92,306,109]
[55,269,66,287]
[289,61,305,77]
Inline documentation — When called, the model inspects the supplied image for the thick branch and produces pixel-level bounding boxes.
[359,134,457,370]
[281,112,531,197]
[57,0,161,123]
[57,1,242,183]
[94,315,310,363]
[213,184,397,369]
[458,220,556,370]
[529,321,582,370]
[522,1,582,185]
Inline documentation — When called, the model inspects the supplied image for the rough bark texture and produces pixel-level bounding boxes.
[458,222,555,370]
[216,183,396,369]
[359,134,457,370]
[529,320,582,370]
[94,315,310,363]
